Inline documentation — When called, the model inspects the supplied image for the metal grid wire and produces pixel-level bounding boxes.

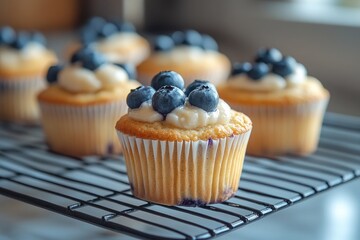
[0,112,359,240]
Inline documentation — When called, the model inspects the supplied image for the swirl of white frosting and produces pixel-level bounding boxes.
[95,64,129,89]
[128,99,232,129]
[0,42,48,68]
[166,99,231,129]
[58,63,129,93]
[128,101,163,122]
[228,64,307,92]
[286,64,307,87]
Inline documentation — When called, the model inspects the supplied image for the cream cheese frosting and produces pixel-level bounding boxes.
[166,99,231,129]
[154,46,220,65]
[93,33,141,51]
[228,64,307,92]
[58,63,129,93]
[128,101,163,123]
[128,99,231,129]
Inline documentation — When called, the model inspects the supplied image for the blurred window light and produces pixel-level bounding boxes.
[263,0,360,27]
[322,194,358,240]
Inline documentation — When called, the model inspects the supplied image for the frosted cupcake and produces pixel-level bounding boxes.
[67,17,150,66]
[116,71,252,206]
[137,30,231,86]
[0,26,56,123]
[38,48,140,157]
[217,48,330,157]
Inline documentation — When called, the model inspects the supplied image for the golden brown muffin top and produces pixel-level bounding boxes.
[116,110,252,141]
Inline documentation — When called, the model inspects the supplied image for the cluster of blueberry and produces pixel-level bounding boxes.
[154,30,218,52]
[231,48,300,80]
[80,17,136,45]
[46,48,136,83]
[0,26,46,49]
[127,71,219,117]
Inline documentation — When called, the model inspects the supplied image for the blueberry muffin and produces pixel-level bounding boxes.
[116,71,252,206]
[137,30,231,86]
[67,17,150,66]
[38,48,140,157]
[217,48,330,157]
[0,26,56,123]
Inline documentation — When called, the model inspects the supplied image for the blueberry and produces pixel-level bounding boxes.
[79,26,97,45]
[86,16,107,32]
[231,62,252,76]
[272,56,297,77]
[0,26,15,45]
[114,63,137,79]
[114,21,135,32]
[82,51,106,71]
[70,47,93,63]
[182,30,202,47]
[184,80,216,96]
[154,35,174,51]
[255,48,282,64]
[10,32,29,49]
[201,34,218,51]
[247,62,269,80]
[127,86,155,109]
[30,32,46,45]
[46,65,63,83]
[97,22,117,38]
[152,85,186,116]
[151,71,184,91]
[170,31,185,45]
[188,85,219,112]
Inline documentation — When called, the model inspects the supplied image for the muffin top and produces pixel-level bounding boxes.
[0,26,56,77]
[76,17,150,65]
[137,30,230,78]
[218,48,329,105]
[38,48,140,105]
[116,71,252,141]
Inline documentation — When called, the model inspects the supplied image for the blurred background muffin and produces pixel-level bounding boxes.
[66,16,150,66]
[218,48,330,156]
[0,26,56,123]
[38,48,139,157]
[136,30,230,86]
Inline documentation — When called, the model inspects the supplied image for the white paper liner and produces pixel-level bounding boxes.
[230,99,329,156]
[0,76,46,123]
[117,130,251,206]
[39,100,127,157]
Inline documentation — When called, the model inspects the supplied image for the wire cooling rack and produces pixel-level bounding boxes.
[0,112,360,240]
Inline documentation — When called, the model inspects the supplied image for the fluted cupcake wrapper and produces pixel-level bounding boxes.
[117,131,251,206]
[230,99,329,157]
[39,100,128,157]
[0,76,46,123]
